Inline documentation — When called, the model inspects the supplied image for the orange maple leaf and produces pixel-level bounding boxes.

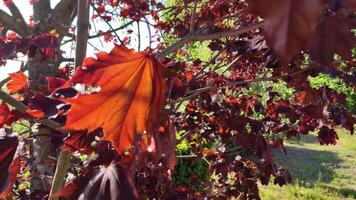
[6,72,28,94]
[61,46,165,154]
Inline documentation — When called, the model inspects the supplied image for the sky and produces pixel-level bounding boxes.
[0,0,154,81]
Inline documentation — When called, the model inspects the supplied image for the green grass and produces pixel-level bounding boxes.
[259,128,356,200]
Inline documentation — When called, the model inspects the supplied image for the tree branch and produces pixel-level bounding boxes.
[74,0,90,68]
[61,20,135,45]
[6,2,30,36]
[171,65,322,104]
[90,2,123,44]
[32,0,52,25]
[50,0,90,198]
[0,9,29,36]
[0,90,66,133]
[53,0,77,38]
[157,22,263,58]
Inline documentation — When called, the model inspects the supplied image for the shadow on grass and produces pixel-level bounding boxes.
[273,146,341,185]
[322,186,356,199]
[287,134,319,146]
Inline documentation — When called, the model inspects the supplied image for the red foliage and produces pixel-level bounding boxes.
[0,0,354,199]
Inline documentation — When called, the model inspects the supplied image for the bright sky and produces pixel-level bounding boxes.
[0,0,154,81]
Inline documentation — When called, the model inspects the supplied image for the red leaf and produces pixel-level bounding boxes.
[0,103,19,128]
[6,72,28,94]
[0,137,19,198]
[248,0,323,66]
[62,129,101,154]
[292,88,321,106]
[312,14,355,65]
[0,103,10,128]
[61,45,166,154]
[47,77,66,93]
[54,162,139,200]
[26,108,45,119]
[317,126,339,145]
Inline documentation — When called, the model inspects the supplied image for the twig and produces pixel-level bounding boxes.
[137,21,141,51]
[189,1,198,33]
[171,65,321,104]
[157,22,263,58]
[90,2,123,44]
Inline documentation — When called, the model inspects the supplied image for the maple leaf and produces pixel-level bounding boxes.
[6,72,28,94]
[248,0,323,66]
[317,126,339,145]
[61,45,165,154]
[312,14,355,65]
[54,162,139,200]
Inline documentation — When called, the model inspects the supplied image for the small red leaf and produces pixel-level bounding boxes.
[26,109,45,119]
[47,77,66,93]
[6,72,28,94]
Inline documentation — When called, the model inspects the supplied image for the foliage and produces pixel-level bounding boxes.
[0,0,355,199]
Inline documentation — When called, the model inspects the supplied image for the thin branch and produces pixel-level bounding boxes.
[143,16,152,48]
[171,65,322,104]
[90,2,123,44]
[61,20,135,45]
[89,20,134,39]
[0,90,66,133]
[157,22,263,58]
[189,0,198,33]
[137,21,141,51]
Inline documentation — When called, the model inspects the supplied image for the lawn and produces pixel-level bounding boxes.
[259,128,356,200]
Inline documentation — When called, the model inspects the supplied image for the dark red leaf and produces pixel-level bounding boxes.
[248,0,323,66]
[317,126,339,145]
[0,137,19,198]
[47,77,66,93]
[62,129,102,154]
[312,13,355,65]
[54,162,139,200]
